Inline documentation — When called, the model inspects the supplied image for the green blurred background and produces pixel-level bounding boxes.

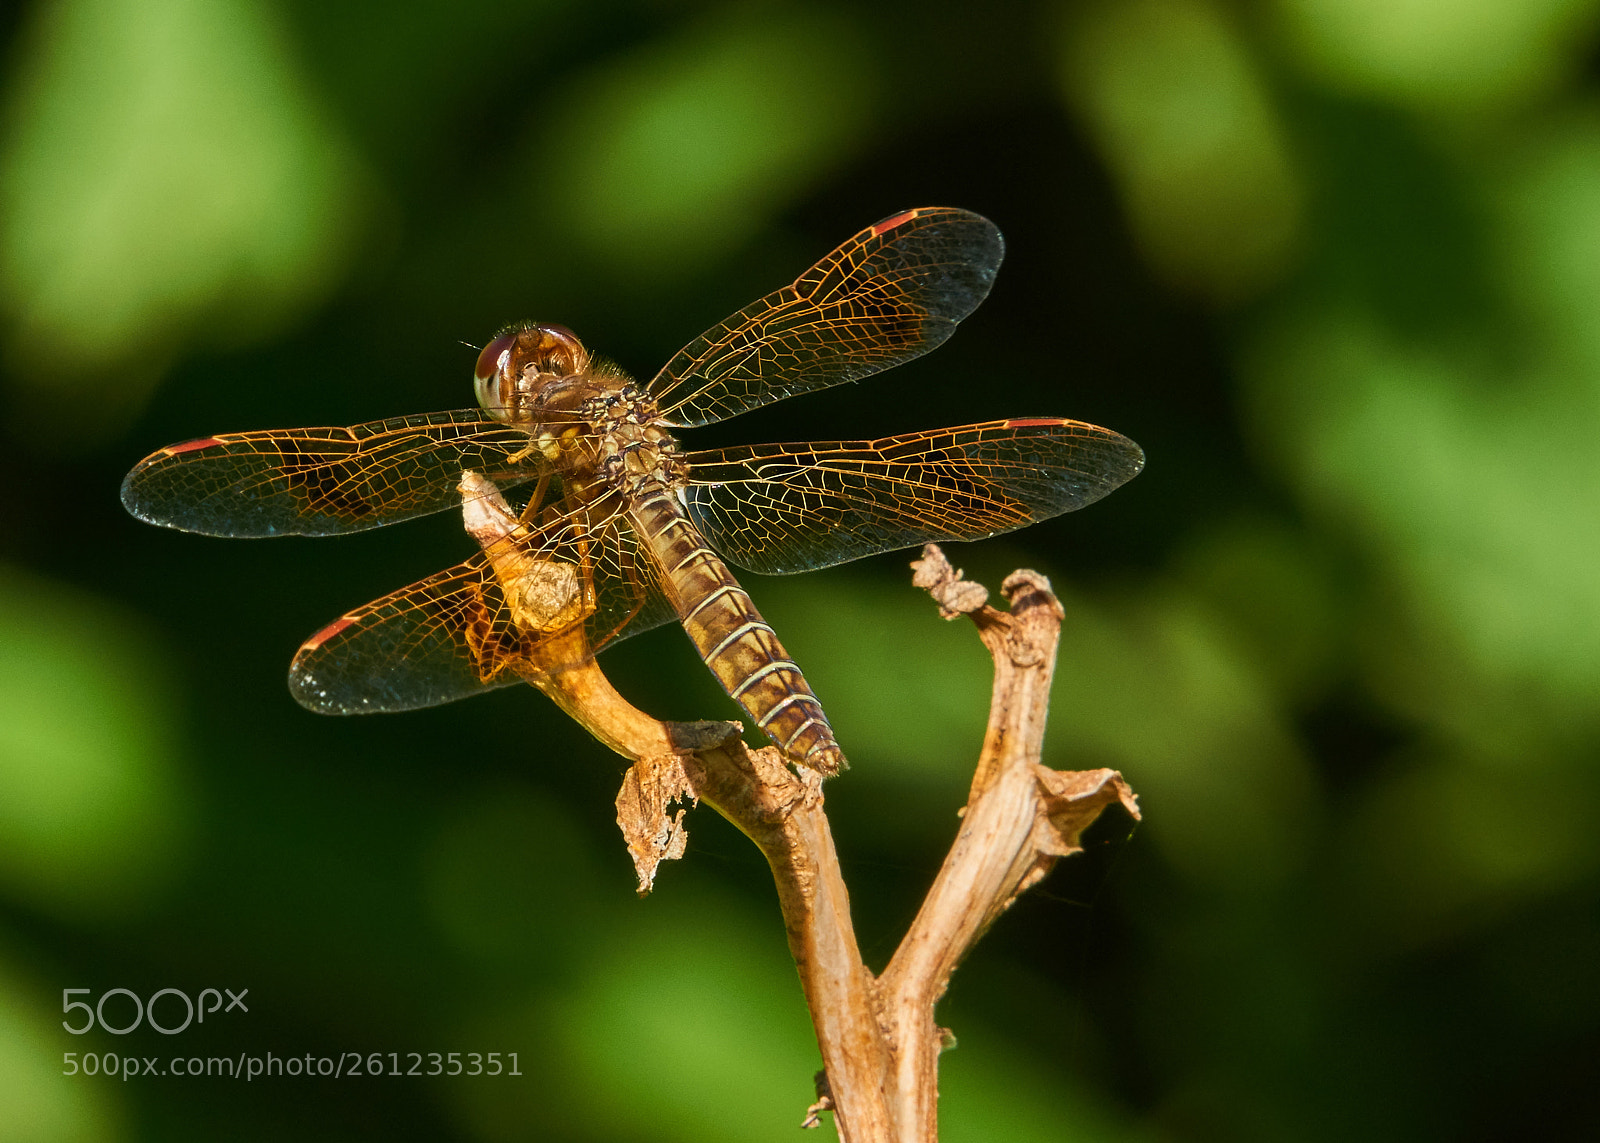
[2,0,1597,1138]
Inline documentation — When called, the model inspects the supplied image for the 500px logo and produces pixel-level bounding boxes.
[63,988,248,1036]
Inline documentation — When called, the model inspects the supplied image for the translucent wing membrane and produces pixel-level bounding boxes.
[683,419,1145,574]
[649,207,1003,427]
[121,207,1145,734]
[120,411,540,537]
[289,496,676,714]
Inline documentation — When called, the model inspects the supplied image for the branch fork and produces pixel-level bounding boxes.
[461,473,1139,1141]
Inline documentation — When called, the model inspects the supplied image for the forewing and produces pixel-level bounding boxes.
[683,419,1145,574]
[121,411,540,537]
[289,504,676,714]
[648,207,1003,427]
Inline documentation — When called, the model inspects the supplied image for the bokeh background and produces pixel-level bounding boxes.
[2,0,1598,1139]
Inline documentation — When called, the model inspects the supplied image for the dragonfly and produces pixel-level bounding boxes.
[122,207,1144,775]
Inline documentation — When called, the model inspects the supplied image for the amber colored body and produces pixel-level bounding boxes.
[479,323,844,772]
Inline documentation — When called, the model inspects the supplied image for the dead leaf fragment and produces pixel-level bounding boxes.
[1033,766,1140,858]
[616,754,701,894]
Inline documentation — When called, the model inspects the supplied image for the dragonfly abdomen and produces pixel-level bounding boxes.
[628,489,846,775]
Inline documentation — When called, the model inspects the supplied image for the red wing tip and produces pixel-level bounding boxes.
[166,436,226,455]
[1003,417,1067,428]
[300,615,356,653]
[871,209,922,236]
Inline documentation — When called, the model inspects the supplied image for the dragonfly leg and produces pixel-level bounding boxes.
[517,470,552,525]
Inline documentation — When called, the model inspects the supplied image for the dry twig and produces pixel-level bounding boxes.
[463,473,1138,1141]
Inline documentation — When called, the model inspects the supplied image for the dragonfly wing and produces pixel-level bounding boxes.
[290,553,522,713]
[683,419,1145,574]
[648,207,1003,427]
[121,411,539,537]
[289,504,676,714]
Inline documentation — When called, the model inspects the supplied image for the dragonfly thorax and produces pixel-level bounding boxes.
[588,385,686,493]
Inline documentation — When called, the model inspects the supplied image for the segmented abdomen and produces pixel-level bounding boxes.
[628,488,846,774]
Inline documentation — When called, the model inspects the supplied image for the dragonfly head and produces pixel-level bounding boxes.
[474,322,591,423]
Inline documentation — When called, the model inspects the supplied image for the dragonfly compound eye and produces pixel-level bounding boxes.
[473,331,519,417]
[529,323,586,376]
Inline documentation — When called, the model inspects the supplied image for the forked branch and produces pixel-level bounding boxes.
[461,473,1139,1142]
